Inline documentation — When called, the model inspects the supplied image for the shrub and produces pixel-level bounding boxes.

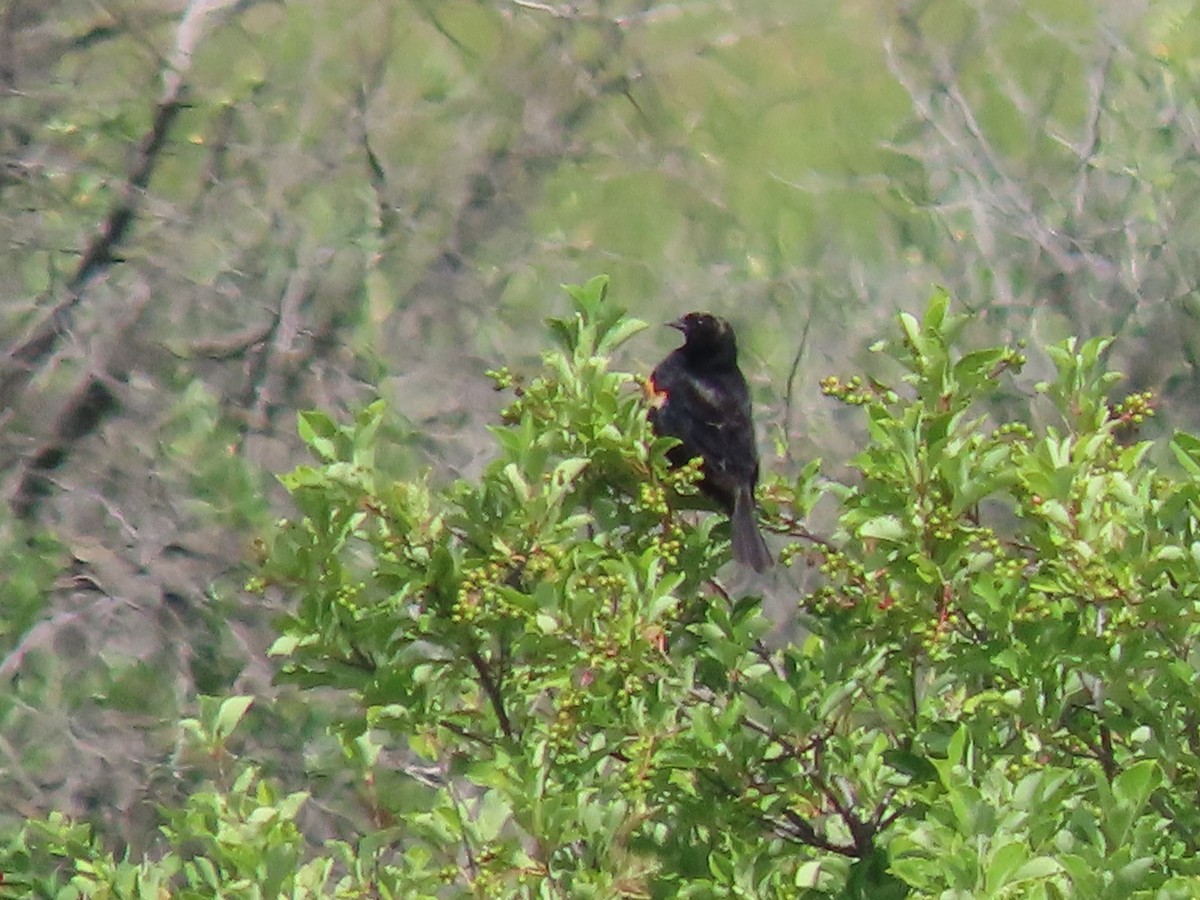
[7,277,1200,898]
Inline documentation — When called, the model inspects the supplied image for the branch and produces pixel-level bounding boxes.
[467,647,514,740]
[782,304,814,463]
[0,0,243,405]
[774,804,856,855]
[229,255,319,441]
[0,595,125,680]
[175,321,278,361]
[813,772,876,858]
[7,285,153,519]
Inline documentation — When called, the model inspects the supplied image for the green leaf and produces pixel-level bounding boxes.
[883,749,938,783]
[858,514,906,542]
[899,311,923,354]
[476,790,511,842]
[597,316,649,354]
[985,841,1028,893]
[298,410,339,460]
[1112,759,1161,811]
[214,696,254,742]
[1170,432,1200,477]
[503,463,532,501]
[1012,857,1063,882]
[691,705,718,749]
[923,288,949,333]
[551,457,590,489]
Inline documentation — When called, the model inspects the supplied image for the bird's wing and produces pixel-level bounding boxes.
[657,370,759,481]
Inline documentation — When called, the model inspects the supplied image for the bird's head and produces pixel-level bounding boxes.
[667,312,738,365]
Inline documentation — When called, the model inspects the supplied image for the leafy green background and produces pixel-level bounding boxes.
[4,0,1200,894]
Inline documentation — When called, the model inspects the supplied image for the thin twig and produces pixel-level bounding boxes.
[467,648,514,739]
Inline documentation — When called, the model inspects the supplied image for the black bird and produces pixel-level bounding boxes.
[648,312,773,572]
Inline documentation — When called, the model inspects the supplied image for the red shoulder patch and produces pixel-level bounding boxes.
[645,375,669,410]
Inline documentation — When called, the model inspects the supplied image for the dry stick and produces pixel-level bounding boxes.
[782,308,813,466]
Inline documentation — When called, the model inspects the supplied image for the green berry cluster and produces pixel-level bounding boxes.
[549,686,583,751]
[921,504,958,543]
[465,846,510,896]
[485,366,514,390]
[637,481,669,515]
[590,641,649,701]
[522,546,559,580]
[555,566,621,632]
[659,457,703,496]
[992,422,1033,441]
[820,374,872,405]
[585,570,627,607]
[452,558,521,625]
[807,548,872,612]
[335,582,364,615]
[619,733,657,796]
[817,547,868,583]
[973,527,1001,553]
[654,534,683,568]
[991,553,1026,580]
[499,373,555,425]
[991,348,1028,376]
[1110,390,1155,426]
[778,543,803,566]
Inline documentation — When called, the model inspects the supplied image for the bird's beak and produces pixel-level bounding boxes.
[665,318,686,332]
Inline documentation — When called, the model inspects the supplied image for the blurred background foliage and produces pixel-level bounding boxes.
[3,0,1200,855]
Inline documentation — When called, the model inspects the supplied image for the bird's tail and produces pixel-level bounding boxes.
[731,486,773,572]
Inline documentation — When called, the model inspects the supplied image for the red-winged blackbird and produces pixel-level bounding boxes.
[648,312,773,572]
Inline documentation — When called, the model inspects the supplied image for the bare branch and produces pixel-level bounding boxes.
[783,307,814,463]
[510,0,572,18]
[8,285,154,519]
[230,254,321,441]
[175,322,278,361]
[0,0,245,406]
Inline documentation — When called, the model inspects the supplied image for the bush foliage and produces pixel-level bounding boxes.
[7,277,1200,897]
